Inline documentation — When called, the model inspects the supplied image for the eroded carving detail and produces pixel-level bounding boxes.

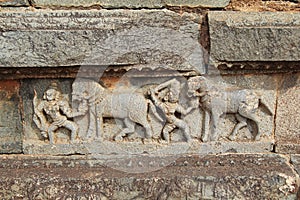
[187,76,273,142]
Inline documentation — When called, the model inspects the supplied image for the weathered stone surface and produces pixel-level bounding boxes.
[0,81,22,153]
[291,154,300,175]
[32,0,163,8]
[0,10,204,73]
[31,0,229,8]
[0,0,28,6]
[209,12,300,62]
[164,0,230,8]
[0,154,297,199]
[275,73,300,154]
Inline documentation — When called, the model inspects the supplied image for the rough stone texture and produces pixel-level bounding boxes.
[291,155,300,175]
[161,0,230,8]
[0,154,298,199]
[0,81,22,153]
[209,12,300,62]
[32,0,162,8]
[0,10,205,73]
[275,73,300,154]
[226,0,300,12]
[0,0,29,6]
[31,0,230,8]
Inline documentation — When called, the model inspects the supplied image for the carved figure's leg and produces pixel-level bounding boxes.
[228,114,247,141]
[114,118,135,142]
[173,118,192,143]
[239,108,261,141]
[48,124,58,144]
[162,123,174,143]
[201,110,210,142]
[64,121,79,143]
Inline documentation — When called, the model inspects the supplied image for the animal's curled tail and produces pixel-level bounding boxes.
[147,100,164,122]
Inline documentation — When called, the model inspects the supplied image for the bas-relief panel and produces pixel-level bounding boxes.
[21,72,276,155]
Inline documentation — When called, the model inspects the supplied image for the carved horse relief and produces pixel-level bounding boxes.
[187,76,273,142]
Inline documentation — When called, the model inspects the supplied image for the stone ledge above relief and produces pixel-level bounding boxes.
[0,9,205,74]
[209,11,300,62]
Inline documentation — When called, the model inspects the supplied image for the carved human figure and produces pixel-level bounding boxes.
[150,79,193,143]
[187,76,273,142]
[33,82,86,144]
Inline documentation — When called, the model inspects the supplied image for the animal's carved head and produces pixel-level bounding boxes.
[187,76,208,97]
[72,78,105,103]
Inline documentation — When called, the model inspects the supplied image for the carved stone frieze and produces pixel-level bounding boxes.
[22,72,276,155]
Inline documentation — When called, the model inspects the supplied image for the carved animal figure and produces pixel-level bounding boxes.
[187,76,273,142]
[72,78,162,141]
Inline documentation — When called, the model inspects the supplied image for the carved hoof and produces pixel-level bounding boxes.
[142,138,152,144]
[228,135,236,141]
[186,137,192,143]
[159,139,169,144]
[210,134,218,141]
[95,136,103,142]
[201,136,208,142]
[254,135,261,141]
[114,135,123,142]
[70,139,79,144]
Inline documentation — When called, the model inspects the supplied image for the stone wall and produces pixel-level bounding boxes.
[0,0,300,199]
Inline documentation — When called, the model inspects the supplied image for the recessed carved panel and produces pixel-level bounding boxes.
[21,72,276,155]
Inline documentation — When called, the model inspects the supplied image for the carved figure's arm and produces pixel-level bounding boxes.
[33,90,49,132]
[154,78,180,93]
[191,88,207,97]
[176,104,194,116]
[60,99,88,118]
[60,100,74,118]
[149,88,163,109]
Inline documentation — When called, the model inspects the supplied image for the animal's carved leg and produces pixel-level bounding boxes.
[228,114,247,141]
[96,116,103,141]
[86,112,97,140]
[239,109,261,141]
[210,111,220,141]
[136,114,153,139]
[114,118,135,142]
[144,123,153,139]
[201,110,210,142]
